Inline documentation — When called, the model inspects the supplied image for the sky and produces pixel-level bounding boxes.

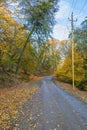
[53,0,87,41]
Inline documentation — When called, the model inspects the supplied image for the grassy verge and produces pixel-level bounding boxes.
[54,80,87,103]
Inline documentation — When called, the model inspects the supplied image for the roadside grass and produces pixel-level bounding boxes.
[0,83,39,130]
[29,75,43,81]
[54,80,87,103]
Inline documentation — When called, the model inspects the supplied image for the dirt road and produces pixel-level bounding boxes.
[17,76,87,130]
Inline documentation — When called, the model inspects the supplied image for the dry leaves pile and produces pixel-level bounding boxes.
[0,83,39,129]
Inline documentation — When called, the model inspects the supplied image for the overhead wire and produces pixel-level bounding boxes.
[67,0,87,38]
[61,0,74,40]
[71,0,78,13]
[62,0,75,40]
[56,0,87,40]
[77,0,87,18]
[68,0,75,18]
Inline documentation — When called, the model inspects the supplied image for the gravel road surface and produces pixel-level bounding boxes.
[17,76,87,130]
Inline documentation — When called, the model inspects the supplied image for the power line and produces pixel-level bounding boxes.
[72,0,78,13]
[61,0,86,41]
[77,0,87,17]
[71,0,75,11]
[71,0,77,14]
[64,0,75,40]
[67,0,77,36]
[68,0,75,17]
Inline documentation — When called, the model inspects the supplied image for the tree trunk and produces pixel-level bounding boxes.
[16,22,37,75]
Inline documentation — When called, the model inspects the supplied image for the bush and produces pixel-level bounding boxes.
[76,77,87,90]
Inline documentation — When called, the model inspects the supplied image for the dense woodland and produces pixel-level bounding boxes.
[0,0,87,90]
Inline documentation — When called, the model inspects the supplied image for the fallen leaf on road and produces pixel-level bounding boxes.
[34,123,37,129]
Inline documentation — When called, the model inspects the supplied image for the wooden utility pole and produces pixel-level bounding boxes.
[68,12,77,90]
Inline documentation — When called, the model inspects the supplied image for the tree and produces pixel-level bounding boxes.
[36,39,60,75]
[56,46,85,85]
[21,44,38,78]
[56,18,87,90]
[73,18,87,89]
[0,6,27,81]
[15,0,59,74]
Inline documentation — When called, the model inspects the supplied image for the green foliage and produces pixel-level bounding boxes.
[15,0,59,74]
[76,77,87,90]
[21,44,38,75]
[74,18,87,90]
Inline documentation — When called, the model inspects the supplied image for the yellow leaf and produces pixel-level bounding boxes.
[2,113,10,120]
[34,124,37,129]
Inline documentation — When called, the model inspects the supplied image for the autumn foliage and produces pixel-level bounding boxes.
[55,36,87,90]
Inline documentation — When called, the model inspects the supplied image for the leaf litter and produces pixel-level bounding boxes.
[0,83,39,129]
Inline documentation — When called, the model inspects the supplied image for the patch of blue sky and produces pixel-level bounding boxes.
[53,0,87,40]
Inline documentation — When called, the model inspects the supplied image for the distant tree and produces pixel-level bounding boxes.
[36,39,60,75]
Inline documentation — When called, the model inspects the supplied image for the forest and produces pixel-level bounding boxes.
[0,0,87,130]
[0,0,87,90]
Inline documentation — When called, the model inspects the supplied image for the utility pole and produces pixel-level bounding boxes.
[68,12,77,90]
